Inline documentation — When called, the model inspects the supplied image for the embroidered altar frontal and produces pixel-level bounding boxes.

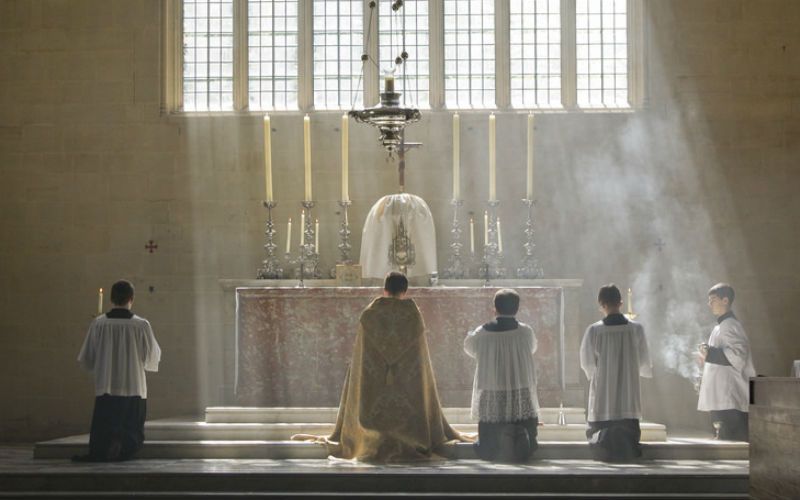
[236,287,564,407]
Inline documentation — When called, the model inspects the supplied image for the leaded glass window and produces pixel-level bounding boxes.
[183,0,234,111]
[444,0,495,108]
[248,0,299,110]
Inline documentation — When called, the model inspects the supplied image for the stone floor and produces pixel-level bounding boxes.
[1,445,749,475]
[0,444,750,498]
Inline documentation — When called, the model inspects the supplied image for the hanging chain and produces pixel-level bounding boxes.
[352,1,379,110]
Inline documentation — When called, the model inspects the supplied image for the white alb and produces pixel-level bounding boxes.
[580,320,653,422]
[464,321,540,422]
[697,315,755,413]
[78,314,161,398]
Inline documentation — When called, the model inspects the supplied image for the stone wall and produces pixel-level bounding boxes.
[750,378,800,499]
[1,0,799,441]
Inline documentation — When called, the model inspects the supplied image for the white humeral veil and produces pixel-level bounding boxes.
[360,193,437,278]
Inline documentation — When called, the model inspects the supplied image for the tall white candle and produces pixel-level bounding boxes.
[97,288,103,315]
[315,219,319,250]
[469,217,475,254]
[341,114,349,202]
[264,115,273,202]
[484,211,489,246]
[527,112,534,200]
[497,217,503,253]
[285,218,292,253]
[452,113,460,200]
[303,115,312,201]
[299,212,305,247]
[489,113,496,201]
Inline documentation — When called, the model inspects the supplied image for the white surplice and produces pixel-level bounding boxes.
[464,321,540,422]
[697,315,755,413]
[78,314,161,398]
[580,319,653,422]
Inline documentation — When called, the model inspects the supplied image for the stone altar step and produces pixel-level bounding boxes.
[142,420,668,442]
[4,443,751,500]
[205,406,588,425]
[34,434,746,460]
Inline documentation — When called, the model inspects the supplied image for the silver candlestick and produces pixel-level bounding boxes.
[289,201,321,285]
[516,198,544,279]
[337,200,353,264]
[443,199,467,278]
[482,200,506,284]
[256,201,284,279]
[329,199,353,278]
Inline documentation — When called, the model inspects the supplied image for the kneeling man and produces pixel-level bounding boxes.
[296,272,465,462]
[74,280,161,462]
[465,289,540,463]
[580,284,652,462]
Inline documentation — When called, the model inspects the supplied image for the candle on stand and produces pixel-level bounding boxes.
[285,218,292,253]
[97,288,103,315]
[263,115,273,202]
[484,211,489,246]
[452,113,460,200]
[299,212,305,247]
[489,113,496,201]
[315,219,319,250]
[627,288,633,315]
[341,114,349,202]
[527,112,534,200]
[384,72,395,93]
[303,115,312,201]
[497,217,503,253]
[469,217,475,254]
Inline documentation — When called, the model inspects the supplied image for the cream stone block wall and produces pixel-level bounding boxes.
[1,0,799,441]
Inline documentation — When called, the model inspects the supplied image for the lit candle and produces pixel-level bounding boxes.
[299,212,305,247]
[341,114,349,202]
[453,113,460,200]
[264,115,273,202]
[484,211,489,246]
[489,113,496,201]
[469,217,475,254]
[285,218,292,253]
[384,72,395,93]
[497,217,503,253]
[627,288,633,315]
[315,219,319,250]
[97,288,103,315]
[303,115,312,201]
[527,112,534,200]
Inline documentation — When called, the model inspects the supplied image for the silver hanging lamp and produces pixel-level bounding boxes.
[349,0,420,154]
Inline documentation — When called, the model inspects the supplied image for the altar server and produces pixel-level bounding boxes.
[74,280,161,462]
[293,272,468,461]
[580,284,652,462]
[697,283,755,441]
[464,289,540,463]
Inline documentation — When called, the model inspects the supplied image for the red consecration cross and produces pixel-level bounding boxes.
[145,240,158,253]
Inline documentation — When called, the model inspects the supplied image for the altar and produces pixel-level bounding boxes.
[225,279,584,408]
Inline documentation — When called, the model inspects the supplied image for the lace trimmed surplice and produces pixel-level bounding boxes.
[464,323,540,423]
